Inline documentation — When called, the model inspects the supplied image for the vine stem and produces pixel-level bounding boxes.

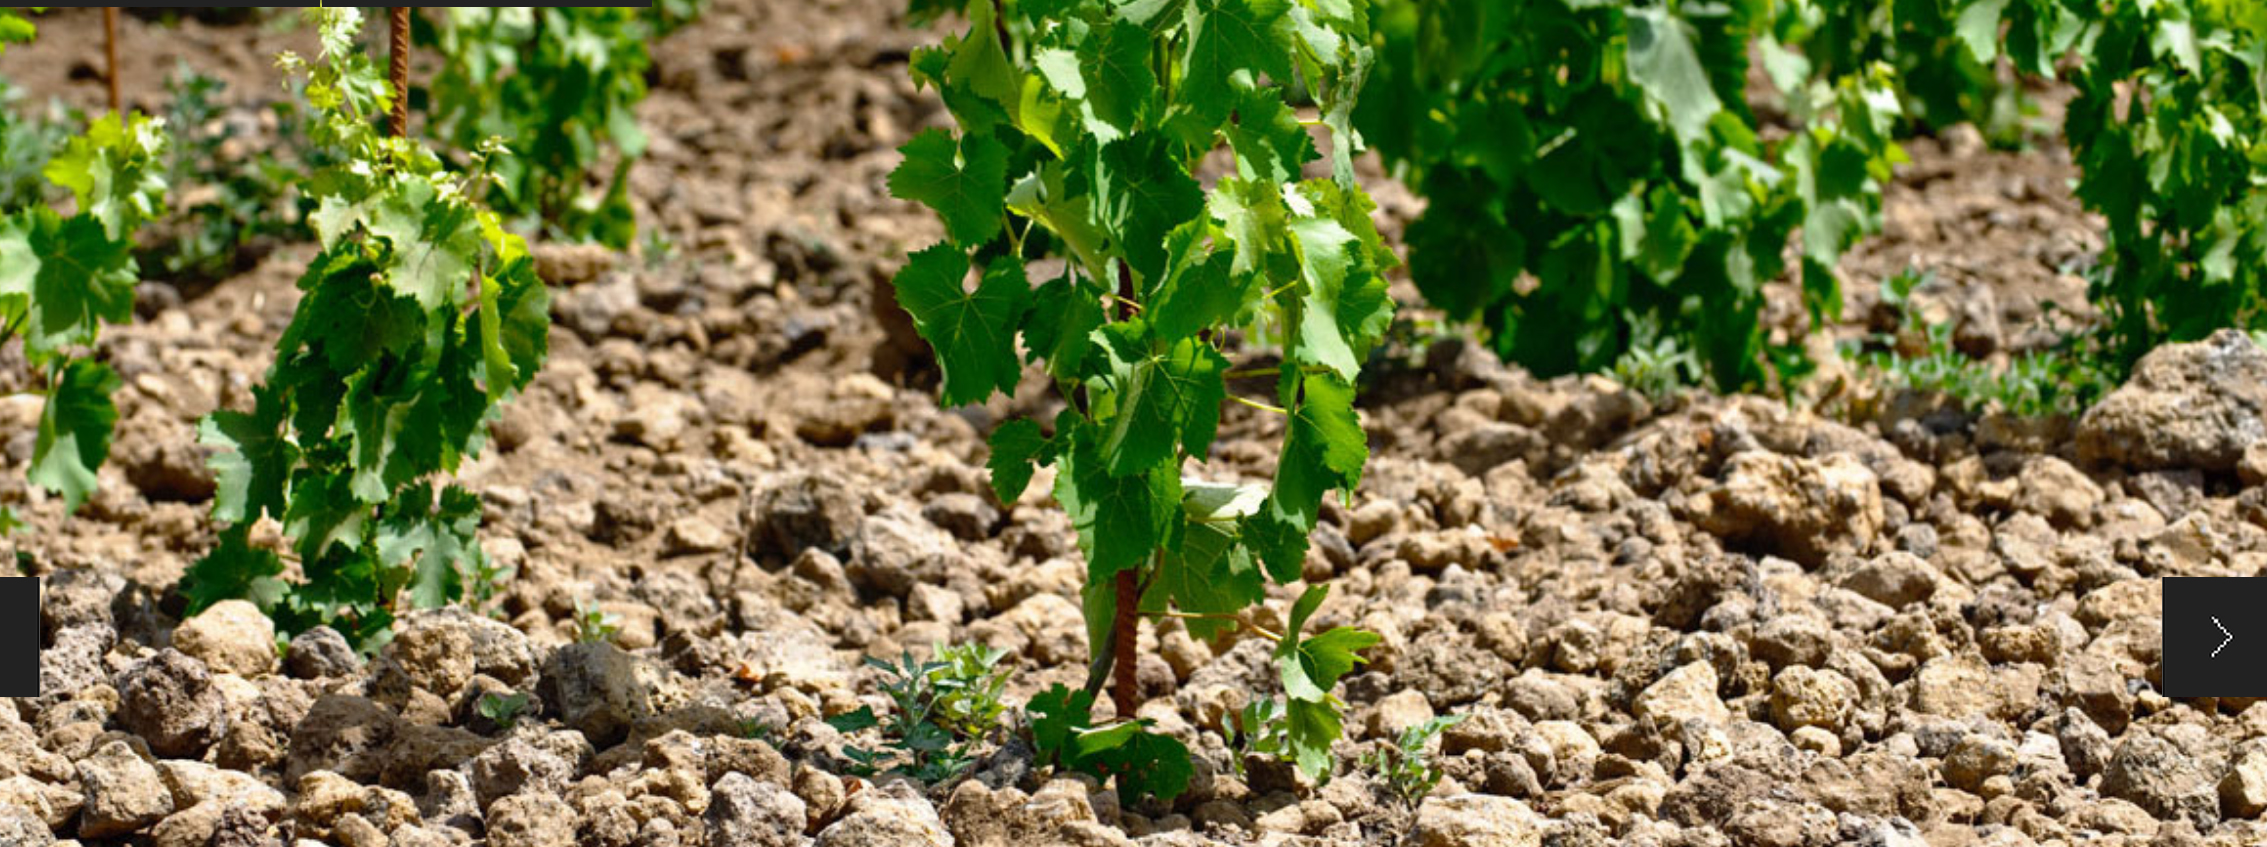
[1230,395,1288,414]
[1108,260,1141,720]
[1143,610,1283,643]
[1224,364,1333,380]
[1111,568,1138,717]
[102,8,120,115]
[388,7,411,138]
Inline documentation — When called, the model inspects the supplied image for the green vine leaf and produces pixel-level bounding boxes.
[0,208,137,358]
[30,358,121,513]
[890,128,1012,247]
[180,526,288,617]
[43,112,170,242]
[1099,338,1227,476]
[892,245,1032,406]
[200,385,299,525]
[985,418,1051,504]
[1056,424,1181,580]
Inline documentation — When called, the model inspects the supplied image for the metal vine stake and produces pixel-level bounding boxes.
[102,7,120,114]
[388,7,410,137]
[1109,265,1139,720]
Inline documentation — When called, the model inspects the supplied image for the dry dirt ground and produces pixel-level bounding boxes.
[4,3,2264,847]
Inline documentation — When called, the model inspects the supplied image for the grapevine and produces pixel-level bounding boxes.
[423,6,695,248]
[1960,0,2267,368]
[890,0,1389,795]
[179,8,550,651]
[1360,0,1906,392]
[0,111,169,533]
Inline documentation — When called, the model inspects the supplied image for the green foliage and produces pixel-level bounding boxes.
[1362,713,1463,806]
[1876,334,2110,421]
[1768,0,2038,148]
[1852,270,2113,419]
[891,0,1389,798]
[1270,585,1381,778]
[1799,0,2267,374]
[1611,315,1705,404]
[464,550,513,618]
[180,8,552,652]
[0,9,36,53]
[2009,1,2265,367]
[147,67,304,281]
[1027,683,1193,803]
[0,111,169,514]
[572,599,621,644]
[929,642,1015,740]
[1226,696,1289,777]
[476,690,530,729]
[0,81,70,211]
[1220,586,1378,781]
[1361,0,1906,391]
[827,646,1013,784]
[423,5,692,247]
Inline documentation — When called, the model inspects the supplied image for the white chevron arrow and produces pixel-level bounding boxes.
[2215,616,2233,659]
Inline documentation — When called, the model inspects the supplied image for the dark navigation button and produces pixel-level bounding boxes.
[2163,577,2267,697]
[0,577,34,696]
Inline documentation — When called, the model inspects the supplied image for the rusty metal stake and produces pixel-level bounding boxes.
[103,8,120,115]
[388,7,410,137]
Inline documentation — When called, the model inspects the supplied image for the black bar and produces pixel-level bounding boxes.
[2162,577,2267,698]
[0,577,36,697]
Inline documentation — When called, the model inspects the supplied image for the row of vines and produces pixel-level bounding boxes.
[1361,0,2267,393]
[878,0,2267,799]
[1,0,2262,806]
[0,5,686,635]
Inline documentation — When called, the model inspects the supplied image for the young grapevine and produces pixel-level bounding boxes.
[1956,0,2267,368]
[892,0,1388,796]
[179,8,550,650]
[0,112,169,532]
[1360,0,1905,391]
[424,6,696,248]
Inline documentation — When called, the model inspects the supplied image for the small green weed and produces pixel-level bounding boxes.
[826,644,1014,784]
[928,642,1013,741]
[736,716,774,742]
[1853,280,2114,420]
[477,691,531,729]
[1611,314,1704,404]
[1363,714,1465,806]
[463,554,512,619]
[572,600,621,644]
[1225,698,1292,780]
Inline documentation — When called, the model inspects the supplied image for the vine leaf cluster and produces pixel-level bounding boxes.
[0,112,170,531]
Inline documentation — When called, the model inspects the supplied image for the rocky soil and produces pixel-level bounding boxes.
[2,2,2259,847]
